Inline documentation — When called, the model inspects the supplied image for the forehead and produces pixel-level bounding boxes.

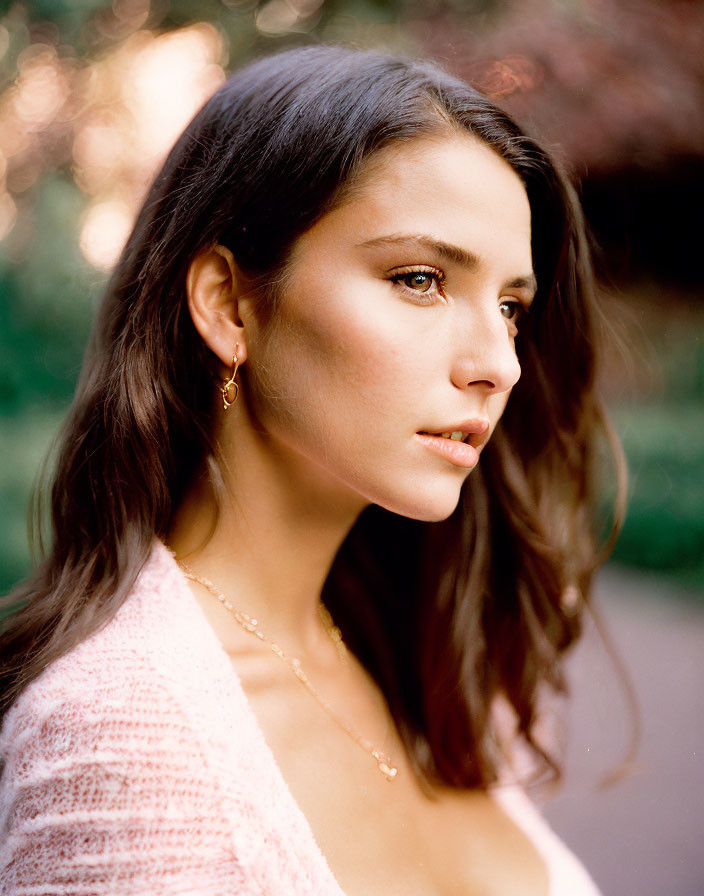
[303,133,532,264]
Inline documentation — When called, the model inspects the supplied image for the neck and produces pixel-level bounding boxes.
[165,418,368,660]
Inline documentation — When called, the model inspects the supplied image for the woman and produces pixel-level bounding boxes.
[0,45,623,894]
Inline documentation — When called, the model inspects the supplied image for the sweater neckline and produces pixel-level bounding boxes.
[154,537,567,896]
[156,537,348,895]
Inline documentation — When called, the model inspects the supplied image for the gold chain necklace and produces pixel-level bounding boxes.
[177,561,399,782]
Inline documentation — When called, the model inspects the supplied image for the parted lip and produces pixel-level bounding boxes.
[419,419,490,437]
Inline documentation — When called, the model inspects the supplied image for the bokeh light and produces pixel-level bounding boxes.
[79,198,134,271]
[0,16,226,269]
[123,25,226,160]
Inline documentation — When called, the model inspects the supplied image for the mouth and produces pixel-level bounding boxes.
[418,430,472,444]
[417,418,490,445]
[415,420,490,469]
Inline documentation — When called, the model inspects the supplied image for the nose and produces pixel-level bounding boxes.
[449,308,521,394]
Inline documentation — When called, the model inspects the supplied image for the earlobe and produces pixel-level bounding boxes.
[186,243,249,369]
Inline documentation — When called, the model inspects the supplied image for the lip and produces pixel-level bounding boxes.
[415,432,481,468]
[418,418,490,440]
[415,419,489,469]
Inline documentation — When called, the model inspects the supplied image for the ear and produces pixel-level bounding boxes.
[186,244,253,370]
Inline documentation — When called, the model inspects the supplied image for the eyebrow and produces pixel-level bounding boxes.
[358,233,538,298]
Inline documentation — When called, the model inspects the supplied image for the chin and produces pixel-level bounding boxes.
[372,475,467,523]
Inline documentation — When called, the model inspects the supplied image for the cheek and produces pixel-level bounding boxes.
[248,283,413,454]
[487,389,513,433]
[494,388,512,412]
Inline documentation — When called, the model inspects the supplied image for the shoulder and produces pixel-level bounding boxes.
[0,538,227,779]
[1,540,195,755]
[3,537,221,720]
[0,623,201,780]
[0,540,249,893]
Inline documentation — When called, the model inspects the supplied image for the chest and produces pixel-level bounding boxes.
[289,754,549,896]
[232,653,549,896]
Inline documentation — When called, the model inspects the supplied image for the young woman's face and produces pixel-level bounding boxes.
[243,132,535,522]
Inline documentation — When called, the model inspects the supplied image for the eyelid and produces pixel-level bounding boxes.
[501,290,533,305]
[387,263,446,279]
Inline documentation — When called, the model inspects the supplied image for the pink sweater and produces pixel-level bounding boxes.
[0,538,601,895]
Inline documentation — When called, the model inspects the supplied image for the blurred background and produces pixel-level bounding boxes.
[0,0,701,893]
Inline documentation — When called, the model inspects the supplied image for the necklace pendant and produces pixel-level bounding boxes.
[377,760,398,781]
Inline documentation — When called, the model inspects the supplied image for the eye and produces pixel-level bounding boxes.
[499,299,528,331]
[398,272,436,293]
[389,266,446,304]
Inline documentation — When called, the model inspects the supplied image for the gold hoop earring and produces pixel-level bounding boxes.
[221,343,240,410]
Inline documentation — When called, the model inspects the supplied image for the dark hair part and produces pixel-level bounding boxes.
[0,45,625,791]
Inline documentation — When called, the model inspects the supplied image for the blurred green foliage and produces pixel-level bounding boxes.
[0,173,102,594]
[611,402,704,591]
[606,300,704,595]
[0,176,98,413]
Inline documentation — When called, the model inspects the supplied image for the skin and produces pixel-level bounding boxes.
[167,129,535,675]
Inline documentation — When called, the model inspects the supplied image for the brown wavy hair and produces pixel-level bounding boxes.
[0,45,626,792]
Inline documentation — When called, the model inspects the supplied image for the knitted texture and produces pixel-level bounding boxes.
[0,539,601,895]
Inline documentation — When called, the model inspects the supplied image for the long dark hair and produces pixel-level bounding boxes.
[0,45,625,791]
